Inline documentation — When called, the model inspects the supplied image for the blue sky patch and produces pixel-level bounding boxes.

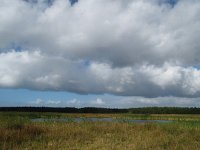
[159,0,178,7]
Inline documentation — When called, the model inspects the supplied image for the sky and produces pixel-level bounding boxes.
[0,0,200,108]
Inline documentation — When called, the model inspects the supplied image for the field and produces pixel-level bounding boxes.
[0,112,200,150]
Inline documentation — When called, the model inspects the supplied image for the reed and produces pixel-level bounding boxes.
[0,112,200,150]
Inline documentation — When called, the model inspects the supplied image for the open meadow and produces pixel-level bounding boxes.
[0,112,200,150]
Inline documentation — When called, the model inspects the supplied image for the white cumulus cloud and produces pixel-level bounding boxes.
[0,0,200,99]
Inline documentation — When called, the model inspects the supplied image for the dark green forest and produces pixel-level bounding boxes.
[1,107,200,114]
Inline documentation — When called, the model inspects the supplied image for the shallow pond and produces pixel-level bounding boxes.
[31,117,173,123]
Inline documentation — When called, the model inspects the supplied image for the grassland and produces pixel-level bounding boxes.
[0,112,200,150]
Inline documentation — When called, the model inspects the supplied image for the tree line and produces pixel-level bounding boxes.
[1,107,200,114]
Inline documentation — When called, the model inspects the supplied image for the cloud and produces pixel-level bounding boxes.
[106,96,200,108]
[66,98,81,107]
[31,98,43,105]
[0,0,200,98]
[30,98,61,106]
[47,100,61,105]
[28,96,200,108]
[90,98,105,105]
[1,51,200,97]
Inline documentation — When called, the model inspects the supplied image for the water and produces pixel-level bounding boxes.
[31,117,173,123]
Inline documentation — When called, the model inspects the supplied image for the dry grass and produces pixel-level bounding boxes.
[0,112,200,150]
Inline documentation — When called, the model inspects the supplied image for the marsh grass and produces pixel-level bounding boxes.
[0,112,200,150]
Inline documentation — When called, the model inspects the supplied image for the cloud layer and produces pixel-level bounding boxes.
[0,0,200,98]
[30,96,200,108]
